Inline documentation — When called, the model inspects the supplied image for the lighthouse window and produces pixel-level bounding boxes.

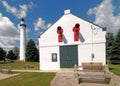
[52,53,57,62]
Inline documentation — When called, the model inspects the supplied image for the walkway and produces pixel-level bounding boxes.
[12,69,57,72]
[50,69,110,86]
[51,71,79,86]
[0,73,19,80]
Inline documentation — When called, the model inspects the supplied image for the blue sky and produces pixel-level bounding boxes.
[0,0,120,50]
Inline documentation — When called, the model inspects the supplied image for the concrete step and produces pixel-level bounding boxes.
[79,77,106,84]
[78,74,111,84]
[79,82,110,86]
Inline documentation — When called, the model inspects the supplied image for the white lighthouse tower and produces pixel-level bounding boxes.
[19,18,26,62]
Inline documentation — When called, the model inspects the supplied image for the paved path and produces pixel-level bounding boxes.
[51,71,79,86]
[0,73,19,80]
[12,69,57,72]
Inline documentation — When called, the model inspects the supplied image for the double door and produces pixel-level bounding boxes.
[60,45,78,68]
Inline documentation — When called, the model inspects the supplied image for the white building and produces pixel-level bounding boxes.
[19,18,26,62]
[38,9,106,70]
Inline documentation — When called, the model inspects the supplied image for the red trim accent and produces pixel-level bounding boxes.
[57,26,63,42]
[73,23,80,41]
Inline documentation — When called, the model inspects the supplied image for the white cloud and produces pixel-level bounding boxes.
[0,0,34,50]
[0,13,19,49]
[1,0,33,19]
[88,0,120,35]
[34,17,52,31]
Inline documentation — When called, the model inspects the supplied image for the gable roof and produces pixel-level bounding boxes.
[39,9,106,38]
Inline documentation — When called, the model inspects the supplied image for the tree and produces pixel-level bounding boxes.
[0,47,6,61]
[6,50,17,60]
[106,32,114,60]
[13,46,19,59]
[26,39,39,62]
[110,29,120,61]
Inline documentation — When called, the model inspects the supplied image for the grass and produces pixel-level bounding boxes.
[0,61,39,70]
[109,64,120,75]
[0,72,55,86]
[0,61,56,86]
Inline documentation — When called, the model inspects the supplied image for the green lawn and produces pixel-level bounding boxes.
[109,64,120,75]
[0,72,55,86]
[0,61,56,86]
[0,61,39,70]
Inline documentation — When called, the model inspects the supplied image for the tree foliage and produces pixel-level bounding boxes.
[6,50,17,60]
[13,46,19,59]
[110,29,120,61]
[0,47,6,61]
[26,39,39,62]
[106,32,114,60]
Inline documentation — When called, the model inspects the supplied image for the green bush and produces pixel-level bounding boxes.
[110,57,120,64]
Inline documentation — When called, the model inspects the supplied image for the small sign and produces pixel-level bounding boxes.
[52,53,57,62]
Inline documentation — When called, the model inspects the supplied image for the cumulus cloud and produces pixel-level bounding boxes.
[0,13,19,49]
[88,0,120,35]
[34,17,52,31]
[0,0,33,19]
[0,0,33,50]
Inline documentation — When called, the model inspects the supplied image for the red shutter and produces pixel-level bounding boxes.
[73,23,80,41]
[57,26,63,42]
